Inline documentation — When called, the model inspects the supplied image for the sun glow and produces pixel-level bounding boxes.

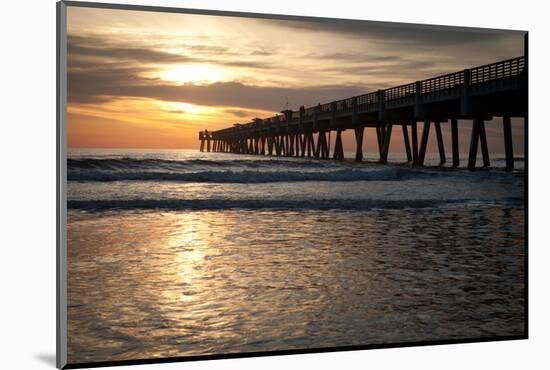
[160,101,217,117]
[159,65,226,85]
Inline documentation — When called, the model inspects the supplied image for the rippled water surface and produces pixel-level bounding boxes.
[67,149,525,364]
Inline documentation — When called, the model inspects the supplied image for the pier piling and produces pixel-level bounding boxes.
[402,124,412,162]
[503,115,514,171]
[434,121,446,165]
[418,120,431,166]
[411,122,419,165]
[380,123,393,164]
[355,126,364,162]
[468,118,481,170]
[333,129,344,160]
[451,118,459,167]
[479,121,490,167]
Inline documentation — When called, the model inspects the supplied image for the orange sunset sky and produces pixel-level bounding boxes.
[67,6,525,153]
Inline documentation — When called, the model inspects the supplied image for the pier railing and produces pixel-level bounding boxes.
[471,56,525,84]
[421,70,465,94]
[385,82,416,102]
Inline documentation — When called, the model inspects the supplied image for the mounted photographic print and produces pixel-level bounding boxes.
[56,1,528,368]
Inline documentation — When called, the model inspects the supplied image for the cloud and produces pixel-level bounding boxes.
[68,35,195,63]
[250,50,273,56]
[224,109,254,118]
[68,34,277,71]
[272,18,524,46]
[304,52,400,63]
[183,44,231,54]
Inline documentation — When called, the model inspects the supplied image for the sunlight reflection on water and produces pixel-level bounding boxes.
[67,205,524,363]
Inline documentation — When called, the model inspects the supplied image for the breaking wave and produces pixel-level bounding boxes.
[68,198,476,211]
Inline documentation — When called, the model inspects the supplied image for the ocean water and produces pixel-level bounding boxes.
[66,149,526,364]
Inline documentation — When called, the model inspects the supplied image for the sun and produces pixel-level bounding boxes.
[176,102,202,114]
[159,100,220,119]
[159,64,225,85]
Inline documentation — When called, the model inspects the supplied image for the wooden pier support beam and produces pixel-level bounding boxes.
[380,123,393,163]
[324,132,330,159]
[307,132,315,158]
[434,121,446,165]
[451,118,459,167]
[479,120,490,167]
[313,131,321,158]
[267,136,274,155]
[300,134,306,157]
[355,126,364,162]
[324,131,330,159]
[274,136,281,156]
[411,122,419,165]
[376,126,384,159]
[418,120,431,166]
[321,133,327,158]
[503,115,514,171]
[305,131,312,158]
[333,129,344,160]
[200,139,204,152]
[286,133,294,157]
[315,132,323,158]
[288,134,295,156]
[327,131,331,159]
[402,124,412,162]
[260,136,265,155]
[468,118,481,170]
[316,131,325,159]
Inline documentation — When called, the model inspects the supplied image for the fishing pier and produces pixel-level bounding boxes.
[199,54,527,170]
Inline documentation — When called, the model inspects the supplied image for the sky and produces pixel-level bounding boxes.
[67,6,525,153]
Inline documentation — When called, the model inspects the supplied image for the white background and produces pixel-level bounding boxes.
[1,0,548,369]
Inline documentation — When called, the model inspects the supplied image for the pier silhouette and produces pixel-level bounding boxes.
[199,54,526,171]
